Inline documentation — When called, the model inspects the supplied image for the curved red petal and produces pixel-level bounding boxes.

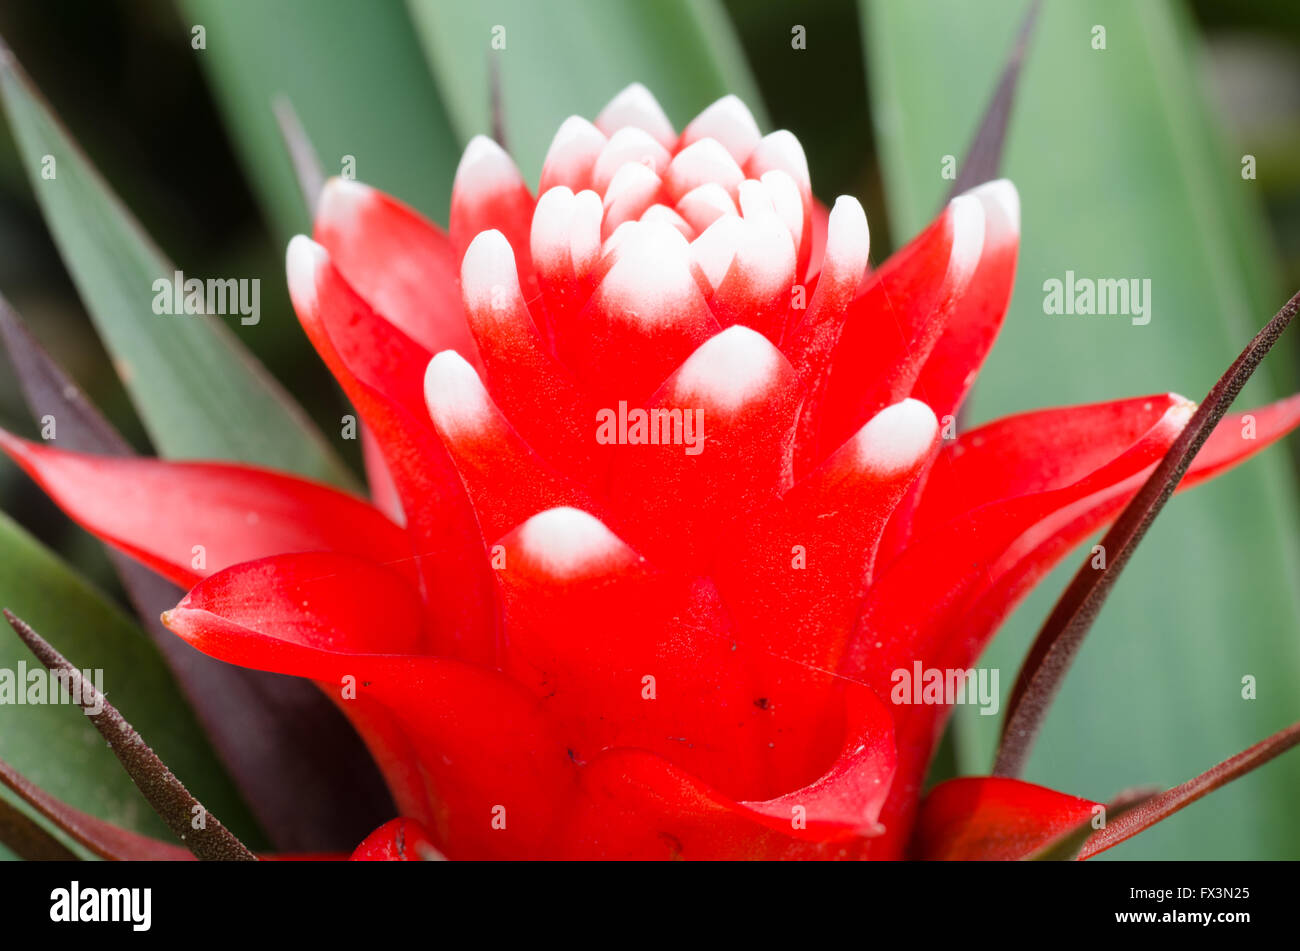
[165,557,575,859]
[0,430,411,589]
[349,817,442,861]
[287,236,497,661]
[915,776,1098,860]
[313,178,484,375]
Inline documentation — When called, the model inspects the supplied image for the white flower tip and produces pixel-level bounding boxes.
[461,229,520,310]
[316,177,376,233]
[454,135,520,193]
[749,130,810,192]
[1161,393,1198,430]
[823,195,870,281]
[596,83,676,149]
[946,193,987,289]
[604,82,655,110]
[854,398,937,473]
[969,178,1020,238]
[424,349,491,432]
[685,95,762,162]
[550,115,603,151]
[516,506,627,578]
[286,235,328,310]
[673,325,785,411]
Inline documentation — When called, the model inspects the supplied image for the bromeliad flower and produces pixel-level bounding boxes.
[2,70,1299,860]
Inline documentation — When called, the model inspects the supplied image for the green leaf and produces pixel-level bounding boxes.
[0,41,354,486]
[0,511,262,854]
[862,0,1300,858]
[178,0,463,234]
[407,0,767,181]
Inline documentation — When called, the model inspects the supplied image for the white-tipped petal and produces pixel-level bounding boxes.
[595,83,676,149]
[530,187,577,276]
[854,398,938,474]
[601,162,662,238]
[969,178,1020,242]
[453,135,524,200]
[664,138,745,201]
[671,324,785,412]
[589,126,672,196]
[462,229,523,318]
[598,221,699,325]
[734,180,797,292]
[569,189,605,277]
[820,195,871,287]
[746,130,811,200]
[945,193,986,291]
[638,204,693,240]
[689,214,746,290]
[540,116,607,193]
[315,178,377,234]
[681,94,762,165]
[424,350,494,437]
[286,234,329,311]
[759,170,804,250]
[676,182,739,234]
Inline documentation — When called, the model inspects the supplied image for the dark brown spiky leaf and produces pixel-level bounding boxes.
[0,756,189,860]
[4,609,256,861]
[995,289,1300,777]
[946,0,1040,200]
[272,94,325,217]
[0,295,395,852]
[1079,723,1300,860]
[1028,785,1159,861]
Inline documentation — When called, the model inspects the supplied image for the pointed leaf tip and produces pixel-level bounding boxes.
[1079,723,1300,860]
[947,0,1041,200]
[3,609,257,861]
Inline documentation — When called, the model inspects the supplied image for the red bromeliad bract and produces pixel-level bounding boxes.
[4,85,1299,860]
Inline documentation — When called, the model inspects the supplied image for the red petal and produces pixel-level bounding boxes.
[911,394,1193,539]
[539,116,607,194]
[716,399,939,671]
[359,422,403,524]
[911,180,1020,423]
[494,507,868,803]
[349,817,442,861]
[744,131,814,278]
[461,229,598,477]
[423,351,603,542]
[0,430,411,589]
[814,194,985,461]
[594,84,677,151]
[449,137,536,295]
[701,180,799,342]
[915,777,1098,860]
[680,95,762,166]
[605,325,800,570]
[313,178,484,375]
[557,697,895,861]
[568,220,720,405]
[165,556,575,859]
[847,393,1300,856]
[287,237,496,661]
